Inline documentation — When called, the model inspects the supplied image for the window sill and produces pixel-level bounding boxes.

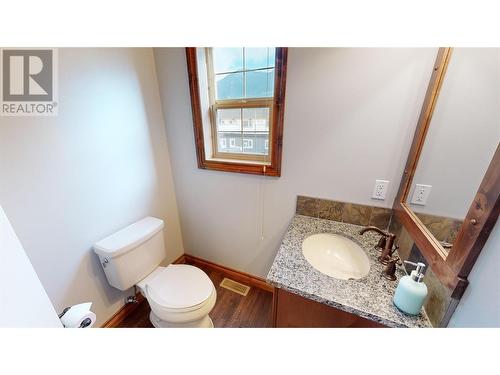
[207,157,271,166]
[199,158,279,176]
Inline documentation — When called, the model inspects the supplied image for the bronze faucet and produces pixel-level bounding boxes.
[359,226,397,265]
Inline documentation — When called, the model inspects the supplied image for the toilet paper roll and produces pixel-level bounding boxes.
[60,302,96,328]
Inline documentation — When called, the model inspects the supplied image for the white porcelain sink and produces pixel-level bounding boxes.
[302,233,370,280]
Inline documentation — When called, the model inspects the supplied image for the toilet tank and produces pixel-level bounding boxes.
[93,217,166,291]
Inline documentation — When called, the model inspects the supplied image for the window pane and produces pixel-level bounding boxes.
[243,107,270,132]
[216,108,242,154]
[243,107,270,155]
[216,108,242,132]
[245,48,275,70]
[216,72,244,100]
[213,48,243,73]
[217,133,242,153]
[240,132,269,155]
[245,69,274,98]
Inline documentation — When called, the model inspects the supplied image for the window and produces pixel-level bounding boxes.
[186,47,287,176]
[208,48,274,161]
[243,138,253,149]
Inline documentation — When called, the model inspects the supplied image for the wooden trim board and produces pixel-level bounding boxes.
[101,253,273,327]
[101,293,145,328]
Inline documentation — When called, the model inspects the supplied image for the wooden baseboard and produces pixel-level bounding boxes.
[172,254,187,264]
[101,253,273,327]
[101,293,145,328]
[183,254,274,293]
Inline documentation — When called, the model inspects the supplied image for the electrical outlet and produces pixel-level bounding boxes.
[411,184,432,205]
[372,180,389,200]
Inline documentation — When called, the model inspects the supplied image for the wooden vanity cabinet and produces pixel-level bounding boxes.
[272,288,386,328]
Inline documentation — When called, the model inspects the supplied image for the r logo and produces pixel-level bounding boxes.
[1,48,57,116]
[2,50,53,101]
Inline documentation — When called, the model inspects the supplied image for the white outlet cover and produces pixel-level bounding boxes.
[372,180,389,200]
[411,184,432,206]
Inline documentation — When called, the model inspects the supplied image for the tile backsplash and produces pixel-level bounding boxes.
[414,212,463,244]
[296,196,392,230]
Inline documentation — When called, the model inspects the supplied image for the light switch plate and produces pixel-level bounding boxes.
[411,184,432,206]
[372,180,389,200]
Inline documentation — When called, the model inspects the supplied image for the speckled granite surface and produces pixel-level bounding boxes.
[267,215,432,328]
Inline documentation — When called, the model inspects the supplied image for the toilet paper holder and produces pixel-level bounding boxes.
[58,303,95,328]
[59,307,92,328]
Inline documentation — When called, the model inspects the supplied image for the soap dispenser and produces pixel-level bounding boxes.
[393,261,428,315]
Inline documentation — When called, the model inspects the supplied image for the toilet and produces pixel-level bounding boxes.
[93,217,216,328]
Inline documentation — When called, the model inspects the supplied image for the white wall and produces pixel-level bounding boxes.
[154,48,437,277]
[409,48,500,219]
[0,206,62,327]
[449,222,500,327]
[0,48,184,326]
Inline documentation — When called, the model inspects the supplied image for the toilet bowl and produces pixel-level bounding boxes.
[93,217,216,328]
[137,264,217,328]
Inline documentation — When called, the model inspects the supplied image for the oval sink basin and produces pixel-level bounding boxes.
[302,233,370,280]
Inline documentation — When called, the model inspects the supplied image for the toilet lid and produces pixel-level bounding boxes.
[146,265,214,309]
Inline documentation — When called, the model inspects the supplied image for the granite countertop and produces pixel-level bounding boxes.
[267,215,432,328]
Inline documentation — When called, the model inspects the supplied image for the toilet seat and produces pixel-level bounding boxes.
[145,264,213,309]
[136,264,216,326]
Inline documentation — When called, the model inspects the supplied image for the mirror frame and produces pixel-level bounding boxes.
[393,47,500,301]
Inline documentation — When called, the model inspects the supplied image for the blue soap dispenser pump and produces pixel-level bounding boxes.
[393,261,428,315]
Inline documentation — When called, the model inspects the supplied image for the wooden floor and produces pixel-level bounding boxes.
[117,264,274,328]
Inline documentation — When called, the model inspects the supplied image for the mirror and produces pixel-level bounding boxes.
[405,48,500,256]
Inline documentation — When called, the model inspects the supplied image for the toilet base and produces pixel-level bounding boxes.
[149,311,214,328]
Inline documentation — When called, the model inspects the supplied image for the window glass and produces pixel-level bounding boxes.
[207,48,278,160]
[215,107,270,156]
[245,69,275,98]
[215,72,244,100]
[242,107,270,155]
[245,48,275,70]
[243,107,269,132]
[216,108,241,154]
[213,48,243,73]
[213,48,275,100]
[243,139,254,149]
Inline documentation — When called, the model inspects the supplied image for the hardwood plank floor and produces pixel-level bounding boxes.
[116,264,273,328]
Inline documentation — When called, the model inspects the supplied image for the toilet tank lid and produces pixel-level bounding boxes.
[93,217,164,258]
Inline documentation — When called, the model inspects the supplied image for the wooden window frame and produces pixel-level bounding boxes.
[186,47,288,177]
[393,47,500,305]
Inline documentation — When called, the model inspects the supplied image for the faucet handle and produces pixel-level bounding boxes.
[379,244,399,265]
[389,244,399,257]
[383,256,401,281]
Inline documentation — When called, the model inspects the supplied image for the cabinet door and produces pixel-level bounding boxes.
[274,288,385,328]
